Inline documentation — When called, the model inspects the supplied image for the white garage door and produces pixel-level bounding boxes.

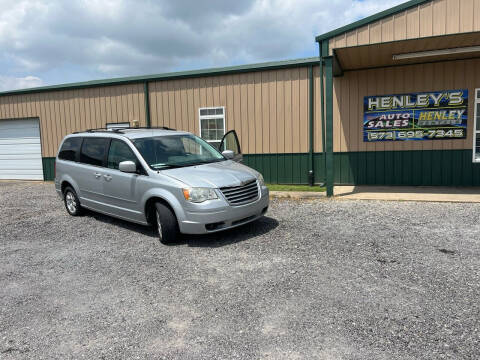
[0,119,43,180]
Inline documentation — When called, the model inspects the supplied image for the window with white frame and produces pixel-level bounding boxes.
[474,89,480,162]
[199,107,225,149]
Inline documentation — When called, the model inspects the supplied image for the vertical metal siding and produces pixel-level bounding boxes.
[329,0,480,52]
[149,67,319,155]
[0,66,322,158]
[0,84,146,157]
[333,58,479,152]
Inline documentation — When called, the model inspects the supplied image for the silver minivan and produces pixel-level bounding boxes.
[54,128,269,244]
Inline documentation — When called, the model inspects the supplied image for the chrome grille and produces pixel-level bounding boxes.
[220,180,259,206]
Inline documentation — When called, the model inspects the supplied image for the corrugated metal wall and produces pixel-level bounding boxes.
[0,66,322,158]
[149,67,321,154]
[333,58,479,152]
[0,84,146,157]
[329,0,480,53]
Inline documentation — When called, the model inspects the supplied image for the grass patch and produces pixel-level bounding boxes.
[267,184,325,192]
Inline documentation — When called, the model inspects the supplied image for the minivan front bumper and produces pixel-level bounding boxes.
[178,187,269,234]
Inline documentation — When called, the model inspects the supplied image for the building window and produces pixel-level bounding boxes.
[199,107,225,149]
[474,89,480,163]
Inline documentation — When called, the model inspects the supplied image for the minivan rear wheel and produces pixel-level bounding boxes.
[155,202,179,244]
[63,186,83,216]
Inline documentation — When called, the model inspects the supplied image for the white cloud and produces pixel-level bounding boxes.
[0,75,43,91]
[0,0,405,90]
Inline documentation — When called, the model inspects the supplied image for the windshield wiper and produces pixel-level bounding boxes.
[151,164,191,170]
[188,159,226,166]
[151,159,225,170]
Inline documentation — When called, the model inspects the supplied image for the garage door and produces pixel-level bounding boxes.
[0,119,43,180]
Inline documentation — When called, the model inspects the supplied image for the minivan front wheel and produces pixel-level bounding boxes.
[63,186,83,216]
[155,203,179,244]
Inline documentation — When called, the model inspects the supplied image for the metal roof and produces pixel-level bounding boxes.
[0,57,320,97]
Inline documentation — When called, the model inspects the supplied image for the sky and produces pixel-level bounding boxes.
[0,0,406,91]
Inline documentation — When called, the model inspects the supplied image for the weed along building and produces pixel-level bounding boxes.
[1,0,480,196]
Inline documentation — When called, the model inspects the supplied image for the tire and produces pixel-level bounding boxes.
[155,202,179,244]
[63,186,83,216]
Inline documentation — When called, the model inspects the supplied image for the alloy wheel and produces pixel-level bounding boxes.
[156,210,163,240]
[65,192,77,213]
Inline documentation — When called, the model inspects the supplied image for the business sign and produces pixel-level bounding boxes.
[363,90,468,142]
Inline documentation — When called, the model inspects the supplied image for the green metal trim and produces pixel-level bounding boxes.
[315,0,431,42]
[331,150,480,186]
[324,56,334,197]
[308,65,314,185]
[42,150,480,185]
[0,57,320,97]
[42,157,56,181]
[144,82,151,128]
[321,40,329,57]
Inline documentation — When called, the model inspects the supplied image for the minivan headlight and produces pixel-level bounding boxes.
[257,174,265,186]
[182,188,218,203]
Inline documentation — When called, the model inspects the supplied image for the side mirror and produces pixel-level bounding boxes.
[222,150,234,160]
[119,160,137,173]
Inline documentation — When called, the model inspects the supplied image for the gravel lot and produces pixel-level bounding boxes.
[1,181,479,359]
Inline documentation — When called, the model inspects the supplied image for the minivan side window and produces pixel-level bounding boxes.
[79,138,109,167]
[107,139,138,170]
[58,137,82,161]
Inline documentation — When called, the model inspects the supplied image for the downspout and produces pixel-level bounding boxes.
[318,42,326,184]
[308,65,314,186]
[144,81,151,128]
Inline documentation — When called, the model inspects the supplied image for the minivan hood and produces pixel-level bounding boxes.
[159,160,259,188]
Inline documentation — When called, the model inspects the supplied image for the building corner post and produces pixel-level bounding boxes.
[324,55,334,197]
[308,65,314,186]
[144,81,151,128]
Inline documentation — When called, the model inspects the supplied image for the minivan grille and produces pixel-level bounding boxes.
[220,180,259,206]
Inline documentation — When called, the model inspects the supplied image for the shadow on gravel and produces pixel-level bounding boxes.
[82,209,279,248]
[185,216,279,248]
[84,209,157,238]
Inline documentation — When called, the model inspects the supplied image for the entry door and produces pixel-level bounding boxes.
[219,130,243,162]
[100,139,144,222]
[76,137,110,209]
[0,119,43,180]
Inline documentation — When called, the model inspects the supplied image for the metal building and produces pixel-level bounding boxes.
[1,0,480,196]
[0,58,323,183]
[316,0,480,195]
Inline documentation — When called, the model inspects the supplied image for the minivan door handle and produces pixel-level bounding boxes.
[94,172,101,179]
[104,174,112,181]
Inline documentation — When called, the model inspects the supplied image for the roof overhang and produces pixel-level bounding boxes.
[333,32,480,75]
[315,0,431,43]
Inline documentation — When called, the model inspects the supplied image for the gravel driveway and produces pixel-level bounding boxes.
[1,181,479,359]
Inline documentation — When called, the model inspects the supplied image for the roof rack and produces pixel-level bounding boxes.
[72,126,176,134]
[72,128,126,134]
[127,126,176,131]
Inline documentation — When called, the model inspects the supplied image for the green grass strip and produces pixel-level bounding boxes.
[267,184,326,192]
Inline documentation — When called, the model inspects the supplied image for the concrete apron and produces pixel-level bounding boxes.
[334,186,480,203]
[270,186,480,203]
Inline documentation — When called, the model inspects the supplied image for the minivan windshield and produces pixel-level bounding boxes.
[132,134,225,170]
